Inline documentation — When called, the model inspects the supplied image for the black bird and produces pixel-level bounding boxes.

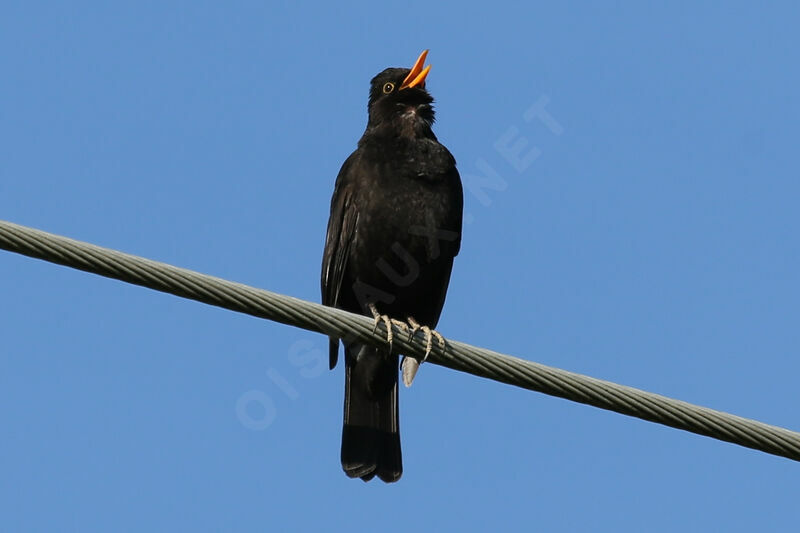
[321,50,463,482]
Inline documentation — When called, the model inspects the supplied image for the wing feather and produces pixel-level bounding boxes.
[321,155,359,369]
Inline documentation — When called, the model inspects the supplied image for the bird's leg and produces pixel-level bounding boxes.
[402,316,446,387]
[368,303,409,353]
[406,316,421,342]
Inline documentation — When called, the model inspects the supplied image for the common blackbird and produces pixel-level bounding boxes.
[321,50,463,482]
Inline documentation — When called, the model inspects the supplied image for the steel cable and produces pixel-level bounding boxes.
[2,219,798,462]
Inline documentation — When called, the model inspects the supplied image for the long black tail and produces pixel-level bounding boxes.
[341,342,402,483]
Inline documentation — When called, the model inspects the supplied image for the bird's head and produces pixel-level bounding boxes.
[366,50,435,135]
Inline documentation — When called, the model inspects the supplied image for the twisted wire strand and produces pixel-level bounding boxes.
[2,219,799,461]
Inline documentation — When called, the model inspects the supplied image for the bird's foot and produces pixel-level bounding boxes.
[401,317,446,387]
[368,303,409,353]
[407,316,445,361]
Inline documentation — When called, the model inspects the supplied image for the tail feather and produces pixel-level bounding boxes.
[341,343,402,483]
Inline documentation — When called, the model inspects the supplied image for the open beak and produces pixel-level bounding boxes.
[399,49,431,90]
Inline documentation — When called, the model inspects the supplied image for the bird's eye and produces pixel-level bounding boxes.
[382,82,395,94]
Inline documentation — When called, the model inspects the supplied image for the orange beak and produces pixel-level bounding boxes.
[399,49,431,90]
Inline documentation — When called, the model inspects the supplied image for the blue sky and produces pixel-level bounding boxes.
[2,1,799,531]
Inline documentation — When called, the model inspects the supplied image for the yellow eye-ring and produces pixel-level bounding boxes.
[382,82,395,94]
